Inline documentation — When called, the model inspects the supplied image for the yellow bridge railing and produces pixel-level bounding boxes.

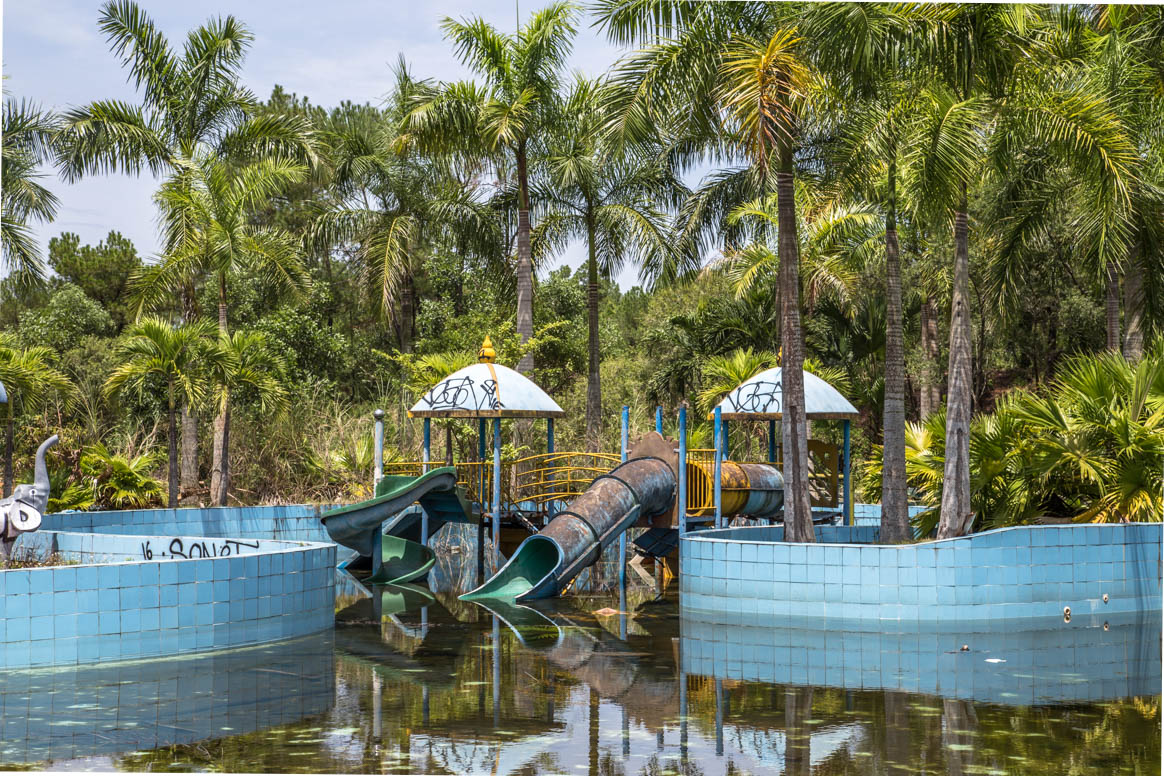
[382,441,840,516]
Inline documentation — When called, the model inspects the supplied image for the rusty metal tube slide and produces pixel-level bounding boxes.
[461,457,676,602]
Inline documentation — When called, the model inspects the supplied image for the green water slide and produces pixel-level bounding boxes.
[461,456,677,603]
[321,467,475,585]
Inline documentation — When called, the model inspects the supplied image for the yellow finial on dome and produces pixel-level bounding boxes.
[478,336,496,363]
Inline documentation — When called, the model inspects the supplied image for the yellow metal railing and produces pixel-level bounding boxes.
[513,451,621,506]
[382,441,840,516]
[383,452,620,512]
[685,440,840,514]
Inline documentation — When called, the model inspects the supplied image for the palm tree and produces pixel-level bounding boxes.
[55,0,315,183]
[535,76,682,450]
[0,334,73,497]
[806,3,918,542]
[137,152,309,505]
[56,0,316,506]
[311,62,503,353]
[104,317,211,507]
[909,4,1140,537]
[204,330,289,504]
[1,99,59,283]
[404,2,577,374]
[597,2,821,541]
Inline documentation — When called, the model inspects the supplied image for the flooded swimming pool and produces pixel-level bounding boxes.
[2,579,1158,775]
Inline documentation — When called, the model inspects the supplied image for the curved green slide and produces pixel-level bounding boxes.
[321,467,476,586]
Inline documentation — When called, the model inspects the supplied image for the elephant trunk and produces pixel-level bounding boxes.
[33,435,58,497]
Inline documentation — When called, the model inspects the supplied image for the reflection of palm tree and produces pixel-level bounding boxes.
[883,691,913,775]
[784,686,813,776]
[941,698,978,776]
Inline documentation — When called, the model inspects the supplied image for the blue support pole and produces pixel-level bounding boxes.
[843,419,852,526]
[722,419,729,461]
[655,405,663,433]
[619,406,629,591]
[678,407,687,537]
[493,419,502,570]
[422,418,431,473]
[546,418,556,518]
[478,419,487,504]
[477,418,487,585]
[373,409,385,486]
[421,418,431,547]
[767,419,777,463]
[713,407,723,529]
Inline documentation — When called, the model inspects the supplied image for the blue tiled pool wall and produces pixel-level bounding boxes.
[40,504,330,543]
[679,523,1163,621]
[680,610,1161,705]
[0,632,335,765]
[1,530,335,670]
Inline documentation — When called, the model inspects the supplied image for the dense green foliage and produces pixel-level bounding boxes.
[1,2,1160,525]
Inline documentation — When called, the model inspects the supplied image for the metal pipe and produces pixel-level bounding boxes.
[713,407,723,529]
[373,409,385,486]
[655,405,663,433]
[722,419,729,461]
[678,407,687,538]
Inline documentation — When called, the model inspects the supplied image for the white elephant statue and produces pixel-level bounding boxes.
[0,435,58,561]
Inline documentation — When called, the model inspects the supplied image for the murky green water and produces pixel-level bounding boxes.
[2,581,1159,775]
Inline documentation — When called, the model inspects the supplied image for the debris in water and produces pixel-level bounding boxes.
[593,607,621,616]
[985,658,1006,663]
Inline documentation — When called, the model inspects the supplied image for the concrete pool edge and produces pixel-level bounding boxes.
[679,522,1163,622]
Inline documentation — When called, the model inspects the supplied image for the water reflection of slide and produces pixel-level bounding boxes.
[681,609,1162,705]
[476,599,680,714]
[0,633,335,766]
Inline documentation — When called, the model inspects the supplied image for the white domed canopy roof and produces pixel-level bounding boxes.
[710,367,858,420]
[409,362,564,419]
[0,380,7,404]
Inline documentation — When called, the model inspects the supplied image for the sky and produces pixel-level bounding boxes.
[1,0,661,287]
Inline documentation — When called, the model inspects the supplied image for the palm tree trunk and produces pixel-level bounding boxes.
[167,384,179,509]
[881,160,910,544]
[585,208,602,453]
[776,145,814,544]
[180,402,198,505]
[3,410,13,499]
[399,273,414,354]
[211,275,231,506]
[515,142,535,375]
[1105,259,1121,351]
[1122,248,1143,362]
[938,186,973,539]
[919,295,941,418]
